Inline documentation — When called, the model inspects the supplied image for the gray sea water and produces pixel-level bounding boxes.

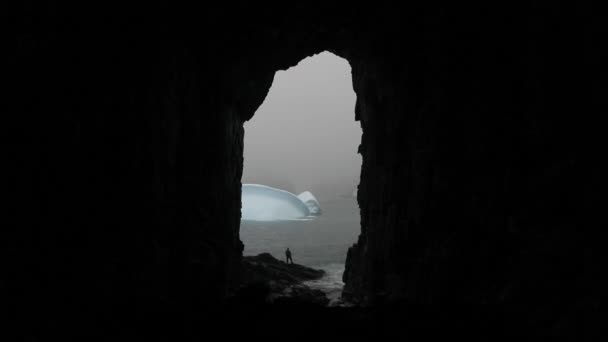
[240,196,360,303]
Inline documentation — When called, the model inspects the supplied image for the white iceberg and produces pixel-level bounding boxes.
[241,184,313,221]
[297,191,322,215]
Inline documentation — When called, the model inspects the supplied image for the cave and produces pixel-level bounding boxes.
[7,3,604,339]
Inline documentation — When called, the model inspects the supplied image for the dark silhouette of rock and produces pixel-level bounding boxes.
[239,253,328,306]
[242,253,325,282]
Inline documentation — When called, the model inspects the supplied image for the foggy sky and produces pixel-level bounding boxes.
[242,52,361,199]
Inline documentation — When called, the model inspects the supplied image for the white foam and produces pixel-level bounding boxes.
[302,263,345,304]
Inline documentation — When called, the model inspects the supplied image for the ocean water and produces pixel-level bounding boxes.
[240,196,360,302]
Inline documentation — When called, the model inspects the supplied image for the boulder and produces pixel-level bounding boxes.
[239,253,328,306]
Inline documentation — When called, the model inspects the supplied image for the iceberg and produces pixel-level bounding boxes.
[297,191,322,215]
[241,184,312,221]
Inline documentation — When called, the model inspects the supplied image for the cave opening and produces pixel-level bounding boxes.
[239,51,362,303]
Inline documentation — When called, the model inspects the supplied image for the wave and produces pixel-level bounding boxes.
[302,263,345,304]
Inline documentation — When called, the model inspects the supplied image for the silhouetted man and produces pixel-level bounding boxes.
[285,248,293,264]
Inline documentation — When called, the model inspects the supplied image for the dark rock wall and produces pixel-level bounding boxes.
[7,8,251,332]
[343,5,605,331]
[7,2,605,335]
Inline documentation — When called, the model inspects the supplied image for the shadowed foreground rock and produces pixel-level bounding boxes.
[239,253,329,306]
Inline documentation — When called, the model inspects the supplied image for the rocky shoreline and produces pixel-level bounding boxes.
[238,253,330,306]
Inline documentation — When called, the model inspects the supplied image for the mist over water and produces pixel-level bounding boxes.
[241,196,360,266]
[241,52,361,300]
[242,51,361,197]
[241,196,360,302]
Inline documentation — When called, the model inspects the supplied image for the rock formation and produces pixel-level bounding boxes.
[6,2,605,338]
[239,253,328,306]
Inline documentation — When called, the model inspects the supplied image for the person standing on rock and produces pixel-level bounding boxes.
[285,248,293,264]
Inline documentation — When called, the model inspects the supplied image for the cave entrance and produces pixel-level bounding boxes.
[240,51,361,303]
